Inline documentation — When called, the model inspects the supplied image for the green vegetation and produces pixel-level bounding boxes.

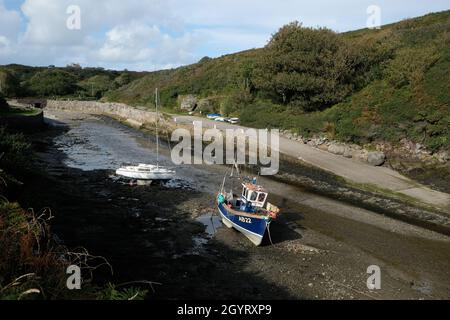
[0,198,148,300]
[0,10,449,152]
[0,70,20,97]
[253,22,373,110]
[78,75,116,99]
[0,127,30,171]
[0,64,147,100]
[28,69,78,96]
[0,108,41,117]
[105,10,450,152]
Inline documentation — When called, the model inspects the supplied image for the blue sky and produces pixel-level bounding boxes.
[0,0,449,71]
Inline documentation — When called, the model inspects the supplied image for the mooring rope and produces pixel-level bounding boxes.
[267,222,274,246]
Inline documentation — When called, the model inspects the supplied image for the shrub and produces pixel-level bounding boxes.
[79,75,116,99]
[385,46,440,88]
[0,71,20,97]
[27,69,79,97]
[221,90,254,116]
[253,22,371,111]
[0,127,30,172]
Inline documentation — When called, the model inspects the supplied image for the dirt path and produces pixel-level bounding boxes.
[173,115,450,210]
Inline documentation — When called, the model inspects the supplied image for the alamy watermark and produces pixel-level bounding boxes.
[171,122,280,176]
[66,5,81,30]
[367,5,382,29]
[367,265,381,290]
[66,265,82,290]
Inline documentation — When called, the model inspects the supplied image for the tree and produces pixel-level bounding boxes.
[254,22,364,111]
[0,70,20,97]
[28,69,78,96]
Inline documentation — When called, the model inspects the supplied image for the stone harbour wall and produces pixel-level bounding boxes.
[46,100,165,128]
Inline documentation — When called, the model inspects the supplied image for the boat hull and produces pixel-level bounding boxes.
[115,168,174,180]
[217,203,269,246]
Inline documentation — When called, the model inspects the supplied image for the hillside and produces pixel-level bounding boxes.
[0,64,147,99]
[0,11,448,155]
[105,49,261,108]
[105,10,450,155]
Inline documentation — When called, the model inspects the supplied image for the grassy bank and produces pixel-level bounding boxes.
[0,106,42,117]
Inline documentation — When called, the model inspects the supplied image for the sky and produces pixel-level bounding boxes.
[0,0,449,71]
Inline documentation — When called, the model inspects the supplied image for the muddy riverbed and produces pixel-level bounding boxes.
[17,111,450,300]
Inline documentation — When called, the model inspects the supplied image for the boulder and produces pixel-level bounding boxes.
[179,95,198,111]
[354,150,369,163]
[328,144,346,155]
[307,140,317,147]
[343,147,353,158]
[318,144,329,152]
[367,152,386,166]
[285,132,293,140]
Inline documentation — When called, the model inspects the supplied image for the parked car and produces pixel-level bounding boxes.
[214,117,227,122]
[227,118,240,124]
[207,113,222,119]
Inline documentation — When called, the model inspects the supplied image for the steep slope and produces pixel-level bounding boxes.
[106,10,450,155]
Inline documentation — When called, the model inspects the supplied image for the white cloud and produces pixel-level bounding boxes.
[0,0,449,70]
[0,1,21,40]
[96,22,196,70]
[0,0,197,70]
[192,28,269,57]
[20,0,179,45]
[98,24,160,62]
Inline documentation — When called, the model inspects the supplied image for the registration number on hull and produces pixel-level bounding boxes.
[238,216,252,224]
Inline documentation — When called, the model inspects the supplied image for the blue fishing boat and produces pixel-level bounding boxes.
[217,177,280,246]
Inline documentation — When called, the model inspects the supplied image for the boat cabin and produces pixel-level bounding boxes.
[240,183,268,209]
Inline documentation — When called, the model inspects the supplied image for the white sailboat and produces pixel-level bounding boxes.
[116,88,176,181]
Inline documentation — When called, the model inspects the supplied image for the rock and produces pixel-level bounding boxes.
[285,132,293,140]
[435,151,450,163]
[343,147,353,158]
[179,95,198,111]
[125,118,143,128]
[354,150,369,163]
[367,152,386,166]
[328,144,346,155]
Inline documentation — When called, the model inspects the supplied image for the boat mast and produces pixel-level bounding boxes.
[155,88,159,169]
